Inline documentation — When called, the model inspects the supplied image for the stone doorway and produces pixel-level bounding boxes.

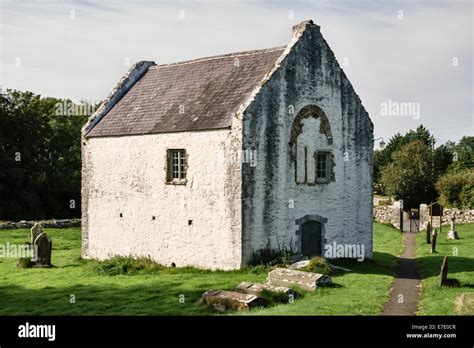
[295,214,327,256]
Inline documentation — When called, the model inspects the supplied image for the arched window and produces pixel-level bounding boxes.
[289,105,334,185]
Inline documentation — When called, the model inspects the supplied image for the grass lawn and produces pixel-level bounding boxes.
[416,223,474,315]
[0,223,401,315]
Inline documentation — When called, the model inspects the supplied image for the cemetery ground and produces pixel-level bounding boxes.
[416,224,474,315]
[0,223,470,316]
[0,223,399,315]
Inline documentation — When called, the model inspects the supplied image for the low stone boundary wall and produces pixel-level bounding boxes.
[419,206,474,229]
[374,204,474,230]
[373,203,402,228]
[0,219,81,230]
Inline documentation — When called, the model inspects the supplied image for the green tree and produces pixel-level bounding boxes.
[436,168,474,209]
[0,90,51,219]
[374,125,434,192]
[44,100,89,218]
[0,89,89,220]
[447,136,474,173]
[380,140,435,209]
[434,144,454,178]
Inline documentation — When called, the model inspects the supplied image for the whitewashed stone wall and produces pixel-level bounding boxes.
[241,22,374,262]
[82,128,242,270]
[82,21,373,269]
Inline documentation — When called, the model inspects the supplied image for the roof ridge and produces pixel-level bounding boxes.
[150,45,286,69]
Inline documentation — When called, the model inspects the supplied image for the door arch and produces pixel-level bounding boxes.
[295,214,327,256]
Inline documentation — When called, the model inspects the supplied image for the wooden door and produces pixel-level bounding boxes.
[301,220,322,255]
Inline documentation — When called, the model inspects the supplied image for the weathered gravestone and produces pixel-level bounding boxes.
[439,256,448,287]
[267,268,332,291]
[33,232,52,266]
[31,223,42,245]
[431,229,437,253]
[430,202,443,236]
[16,257,33,269]
[438,256,460,287]
[447,213,459,240]
[426,221,431,244]
[430,203,443,217]
[234,282,295,302]
[200,290,267,311]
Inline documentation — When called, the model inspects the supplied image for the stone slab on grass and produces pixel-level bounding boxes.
[267,267,332,291]
[288,260,310,270]
[200,289,267,311]
[235,281,295,301]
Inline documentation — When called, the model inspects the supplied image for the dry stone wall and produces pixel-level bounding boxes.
[0,219,81,230]
[374,204,474,229]
[419,206,474,229]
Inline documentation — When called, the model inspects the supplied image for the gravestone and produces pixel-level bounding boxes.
[430,203,443,217]
[267,268,331,291]
[447,213,459,240]
[31,223,42,245]
[430,202,443,236]
[34,232,52,266]
[234,282,295,302]
[200,290,267,311]
[426,221,431,244]
[439,256,448,287]
[431,229,437,254]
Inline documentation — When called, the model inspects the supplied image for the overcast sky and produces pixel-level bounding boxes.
[1,0,472,145]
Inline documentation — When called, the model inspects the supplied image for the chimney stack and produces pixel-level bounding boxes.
[292,19,319,36]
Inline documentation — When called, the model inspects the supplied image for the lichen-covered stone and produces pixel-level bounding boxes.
[234,281,295,301]
[200,289,267,311]
[267,267,332,291]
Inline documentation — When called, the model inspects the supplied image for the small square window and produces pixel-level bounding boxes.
[316,152,331,183]
[167,149,187,184]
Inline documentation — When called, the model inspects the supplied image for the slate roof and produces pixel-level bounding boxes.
[87,46,286,137]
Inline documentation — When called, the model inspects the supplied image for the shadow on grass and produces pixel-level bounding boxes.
[324,283,343,289]
[329,251,399,277]
[0,283,218,316]
[416,255,474,279]
[332,251,474,287]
